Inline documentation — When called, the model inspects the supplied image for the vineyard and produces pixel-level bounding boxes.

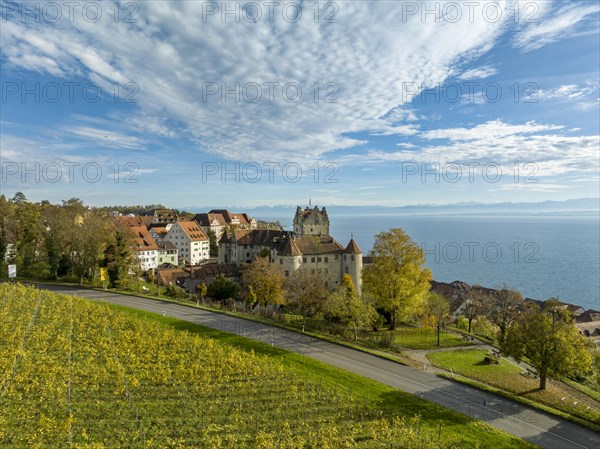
[0,283,532,448]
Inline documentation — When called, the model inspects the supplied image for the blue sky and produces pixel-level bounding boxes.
[1,0,599,208]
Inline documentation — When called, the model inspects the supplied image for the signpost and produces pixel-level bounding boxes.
[8,264,16,279]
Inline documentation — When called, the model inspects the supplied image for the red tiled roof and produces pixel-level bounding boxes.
[178,221,209,241]
[128,226,158,251]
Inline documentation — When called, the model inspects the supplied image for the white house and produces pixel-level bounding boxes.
[164,221,210,265]
[128,226,159,271]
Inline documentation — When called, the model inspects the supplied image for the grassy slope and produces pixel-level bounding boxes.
[427,349,600,429]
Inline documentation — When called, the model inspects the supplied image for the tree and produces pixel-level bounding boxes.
[285,269,329,332]
[491,287,525,352]
[207,275,240,301]
[103,227,133,288]
[462,289,493,333]
[196,282,208,303]
[207,229,218,257]
[13,200,49,278]
[67,209,113,284]
[423,293,450,346]
[326,274,378,341]
[362,228,432,329]
[242,256,285,308]
[504,299,592,390]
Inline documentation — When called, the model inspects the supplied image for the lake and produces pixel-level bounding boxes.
[260,212,600,310]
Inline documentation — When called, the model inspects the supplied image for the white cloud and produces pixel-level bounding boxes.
[514,3,599,52]
[355,120,599,177]
[458,65,497,80]
[537,84,597,100]
[0,1,511,162]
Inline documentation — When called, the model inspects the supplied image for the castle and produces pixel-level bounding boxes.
[219,206,362,292]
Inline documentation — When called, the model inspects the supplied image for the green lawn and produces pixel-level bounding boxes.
[427,349,600,427]
[392,326,475,350]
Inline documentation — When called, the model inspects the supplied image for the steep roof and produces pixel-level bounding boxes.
[343,238,362,254]
[278,237,302,257]
[178,221,209,241]
[128,226,158,251]
[115,215,152,227]
[282,236,344,255]
[193,213,227,227]
[219,229,283,246]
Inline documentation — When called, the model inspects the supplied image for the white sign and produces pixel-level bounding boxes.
[8,265,16,278]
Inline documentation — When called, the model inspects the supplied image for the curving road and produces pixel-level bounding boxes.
[32,283,600,449]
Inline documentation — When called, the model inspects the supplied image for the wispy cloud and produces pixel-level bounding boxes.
[514,3,599,52]
[457,65,497,80]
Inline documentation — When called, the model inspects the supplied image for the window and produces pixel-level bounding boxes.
[302,257,307,263]
[351,255,355,260]
[324,257,328,263]
[317,257,322,262]
[280,258,283,264]
[311,257,315,263]
[345,267,349,274]
[335,255,339,260]
[343,255,347,260]
[285,270,289,276]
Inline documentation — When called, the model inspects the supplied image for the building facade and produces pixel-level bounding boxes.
[164,221,210,265]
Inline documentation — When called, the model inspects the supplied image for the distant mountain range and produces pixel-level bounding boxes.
[184,198,600,217]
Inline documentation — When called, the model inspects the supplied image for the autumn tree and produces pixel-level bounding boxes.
[196,282,208,303]
[462,288,493,333]
[326,274,378,341]
[504,299,592,390]
[491,287,526,352]
[423,293,450,346]
[67,209,114,284]
[362,228,432,329]
[242,256,285,308]
[285,269,329,332]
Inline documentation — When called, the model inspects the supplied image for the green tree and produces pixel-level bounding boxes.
[326,274,378,341]
[242,256,285,307]
[285,269,329,332]
[491,287,525,352]
[103,227,133,288]
[13,200,49,278]
[423,293,450,346]
[207,229,218,257]
[362,229,432,329]
[462,289,493,333]
[504,299,592,390]
[207,274,241,301]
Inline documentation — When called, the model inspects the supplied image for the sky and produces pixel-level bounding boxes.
[1,0,599,208]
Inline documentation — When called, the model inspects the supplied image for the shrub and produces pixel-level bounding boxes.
[165,284,188,300]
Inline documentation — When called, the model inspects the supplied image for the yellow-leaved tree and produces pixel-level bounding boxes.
[362,229,431,330]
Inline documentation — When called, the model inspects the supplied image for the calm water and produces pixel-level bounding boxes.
[262,213,600,310]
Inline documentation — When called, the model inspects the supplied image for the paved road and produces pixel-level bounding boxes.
[33,284,600,449]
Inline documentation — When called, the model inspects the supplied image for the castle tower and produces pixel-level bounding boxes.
[342,237,363,294]
[293,206,330,237]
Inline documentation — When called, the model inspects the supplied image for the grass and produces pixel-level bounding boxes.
[391,326,476,350]
[0,283,535,449]
[427,349,600,429]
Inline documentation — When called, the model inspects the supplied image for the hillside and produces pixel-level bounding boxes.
[0,283,534,448]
